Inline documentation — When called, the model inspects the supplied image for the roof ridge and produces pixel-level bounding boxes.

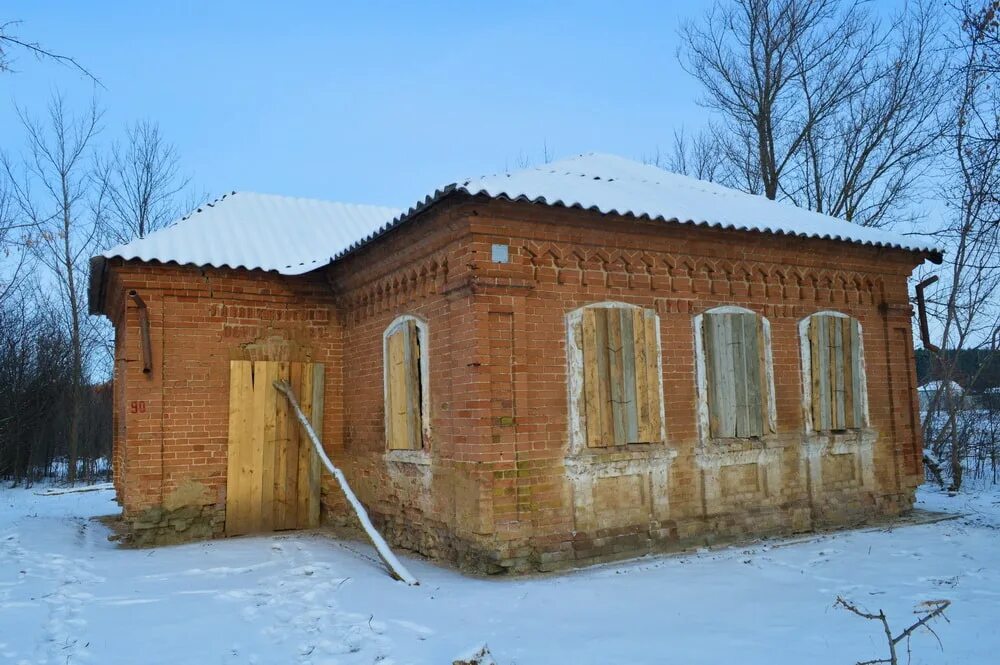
[180,191,237,221]
[224,190,401,211]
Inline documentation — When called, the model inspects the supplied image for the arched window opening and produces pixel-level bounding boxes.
[567,302,665,449]
[800,312,868,432]
[383,315,429,450]
[695,306,775,439]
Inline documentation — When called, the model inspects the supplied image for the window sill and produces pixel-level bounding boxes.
[570,441,675,457]
[565,444,678,471]
[807,427,872,436]
[804,428,877,455]
[695,437,781,469]
[384,449,431,466]
[701,435,780,450]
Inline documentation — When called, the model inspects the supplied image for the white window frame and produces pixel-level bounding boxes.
[693,305,777,442]
[798,310,870,434]
[565,301,667,453]
[382,314,431,452]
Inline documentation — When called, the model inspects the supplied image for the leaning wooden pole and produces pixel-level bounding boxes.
[273,380,419,586]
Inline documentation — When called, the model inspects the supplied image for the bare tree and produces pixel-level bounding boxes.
[1,94,106,483]
[657,127,727,182]
[98,120,190,243]
[0,174,31,307]
[0,19,100,84]
[679,0,947,227]
[921,0,1000,491]
[504,142,554,173]
[793,2,947,227]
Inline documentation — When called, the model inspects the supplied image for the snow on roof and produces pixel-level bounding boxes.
[339,153,942,260]
[918,380,964,394]
[99,191,401,275]
[97,153,942,283]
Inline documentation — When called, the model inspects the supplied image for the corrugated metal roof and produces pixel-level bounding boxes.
[99,191,401,275]
[97,153,942,287]
[337,153,943,260]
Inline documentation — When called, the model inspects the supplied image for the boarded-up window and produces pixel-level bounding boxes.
[384,319,424,450]
[807,314,864,431]
[580,306,663,447]
[702,311,772,438]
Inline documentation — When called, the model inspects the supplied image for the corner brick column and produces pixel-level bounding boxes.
[121,289,165,517]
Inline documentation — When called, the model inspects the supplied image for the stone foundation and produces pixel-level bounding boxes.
[125,504,225,547]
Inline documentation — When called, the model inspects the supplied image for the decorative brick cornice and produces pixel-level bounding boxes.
[515,242,886,307]
[339,255,450,324]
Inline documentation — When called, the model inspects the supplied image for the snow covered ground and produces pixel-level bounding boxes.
[1,484,997,664]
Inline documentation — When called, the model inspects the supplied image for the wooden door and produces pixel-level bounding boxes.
[225,360,324,536]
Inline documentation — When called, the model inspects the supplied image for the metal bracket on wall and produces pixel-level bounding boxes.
[128,290,153,373]
[915,276,939,353]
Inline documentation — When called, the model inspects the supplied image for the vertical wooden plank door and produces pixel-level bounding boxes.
[225,360,324,536]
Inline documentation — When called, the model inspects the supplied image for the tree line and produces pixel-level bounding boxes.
[1,24,194,483]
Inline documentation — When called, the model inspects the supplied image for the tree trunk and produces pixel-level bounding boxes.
[948,407,962,491]
[62,184,81,484]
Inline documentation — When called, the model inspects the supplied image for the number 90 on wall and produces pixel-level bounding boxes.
[129,401,147,414]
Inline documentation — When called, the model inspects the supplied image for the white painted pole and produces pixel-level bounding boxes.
[273,380,419,586]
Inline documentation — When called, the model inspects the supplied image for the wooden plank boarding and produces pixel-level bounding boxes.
[259,362,278,532]
[711,313,737,438]
[849,319,863,427]
[606,308,627,445]
[809,319,822,430]
[754,314,768,434]
[642,310,662,441]
[743,314,763,437]
[294,362,313,528]
[730,314,749,437]
[582,310,603,447]
[815,316,831,431]
[305,364,324,528]
[273,362,289,529]
[403,321,422,450]
[582,306,661,446]
[703,314,721,437]
[632,309,650,442]
[593,309,615,444]
[841,317,855,429]
[225,359,323,536]
[618,310,639,443]
[830,316,845,430]
[225,361,250,535]
[808,315,864,432]
[703,312,766,438]
[246,360,267,532]
[387,330,408,450]
[274,361,294,530]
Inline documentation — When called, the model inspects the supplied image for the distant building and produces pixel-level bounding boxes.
[917,380,965,411]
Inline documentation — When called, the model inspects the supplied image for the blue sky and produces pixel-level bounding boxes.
[3,1,722,209]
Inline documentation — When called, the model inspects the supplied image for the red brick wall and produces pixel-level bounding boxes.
[104,261,341,534]
[442,198,925,568]
[100,195,927,569]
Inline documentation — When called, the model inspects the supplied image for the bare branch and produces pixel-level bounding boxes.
[0,20,102,87]
[678,0,948,227]
[837,596,951,665]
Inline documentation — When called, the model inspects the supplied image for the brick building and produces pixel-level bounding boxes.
[88,154,941,572]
